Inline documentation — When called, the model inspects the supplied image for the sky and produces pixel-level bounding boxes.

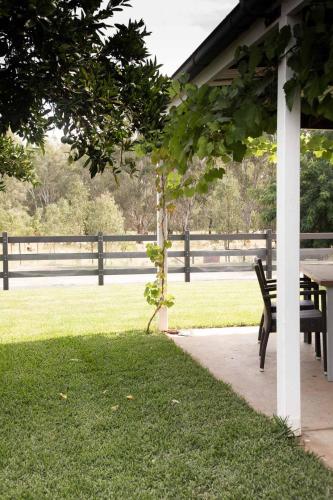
[113,0,239,76]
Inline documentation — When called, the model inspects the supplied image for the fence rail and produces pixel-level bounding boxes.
[1,230,333,290]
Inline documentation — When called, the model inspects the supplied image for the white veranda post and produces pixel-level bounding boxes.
[157,190,168,331]
[276,12,301,434]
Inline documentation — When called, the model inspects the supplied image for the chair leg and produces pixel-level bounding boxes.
[323,332,327,375]
[260,329,270,372]
[315,332,321,359]
[304,332,312,344]
[259,325,265,357]
[258,313,264,344]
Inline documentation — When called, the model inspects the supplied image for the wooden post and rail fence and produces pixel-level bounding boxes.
[1,230,333,290]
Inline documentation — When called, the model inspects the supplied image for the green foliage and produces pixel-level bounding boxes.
[246,136,277,164]
[144,281,175,309]
[0,1,170,176]
[0,141,130,236]
[288,3,333,120]
[300,157,333,242]
[27,143,85,207]
[259,151,333,247]
[85,193,124,235]
[258,179,277,229]
[42,200,83,235]
[225,160,272,232]
[112,158,156,234]
[0,136,36,190]
[41,187,124,236]
[144,237,175,333]
[146,242,164,266]
[143,281,161,306]
[41,177,89,235]
[144,4,333,204]
[0,205,33,235]
[301,132,333,163]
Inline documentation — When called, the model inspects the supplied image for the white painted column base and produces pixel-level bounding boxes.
[158,307,168,332]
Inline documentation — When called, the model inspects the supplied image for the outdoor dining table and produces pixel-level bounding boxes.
[300,262,333,381]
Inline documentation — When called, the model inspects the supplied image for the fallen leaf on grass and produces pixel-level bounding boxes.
[111,405,119,411]
[171,399,180,405]
[126,395,134,400]
[59,393,68,400]
[102,389,108,394]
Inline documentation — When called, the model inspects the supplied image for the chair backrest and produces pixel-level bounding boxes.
[254,263,268,298]
[256,256,312,286]
[255,258,267,285]
[254,263,273,331]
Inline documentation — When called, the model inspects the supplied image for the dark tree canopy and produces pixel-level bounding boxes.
[0,0,169,176]
[259,153,333,247]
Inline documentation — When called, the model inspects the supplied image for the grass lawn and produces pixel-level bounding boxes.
[0,282,333,498]
[0,280,261,343]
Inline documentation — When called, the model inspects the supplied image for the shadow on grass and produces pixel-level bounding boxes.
[0,331,332,499]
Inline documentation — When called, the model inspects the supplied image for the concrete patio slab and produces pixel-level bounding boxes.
[171,327,333,468]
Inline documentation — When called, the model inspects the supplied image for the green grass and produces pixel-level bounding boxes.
[0,282,333,498]
[0,280,261,343]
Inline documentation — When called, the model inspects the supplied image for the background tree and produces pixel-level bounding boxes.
[0,206,33,235]
[26,143,83,210]
[300,158,333,236]
[0,138,280,236]
[169,196,201,233]
[259,155,333,246]
[0,176,34,233]
[85,193,124,235]
[41,201,76,236]
[232,157,274,232]
[112,158,156,234]
[209,175,242,235]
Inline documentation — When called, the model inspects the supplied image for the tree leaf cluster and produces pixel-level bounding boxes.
[0,136,36,191]
[0,1,170,176]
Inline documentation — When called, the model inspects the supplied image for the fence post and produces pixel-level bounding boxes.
[2,232,8,290]
[98,232,104,286]
[184,230,191,282]
[266,229,273,279]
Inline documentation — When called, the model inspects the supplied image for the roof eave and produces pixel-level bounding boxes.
[172,0,281,81]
